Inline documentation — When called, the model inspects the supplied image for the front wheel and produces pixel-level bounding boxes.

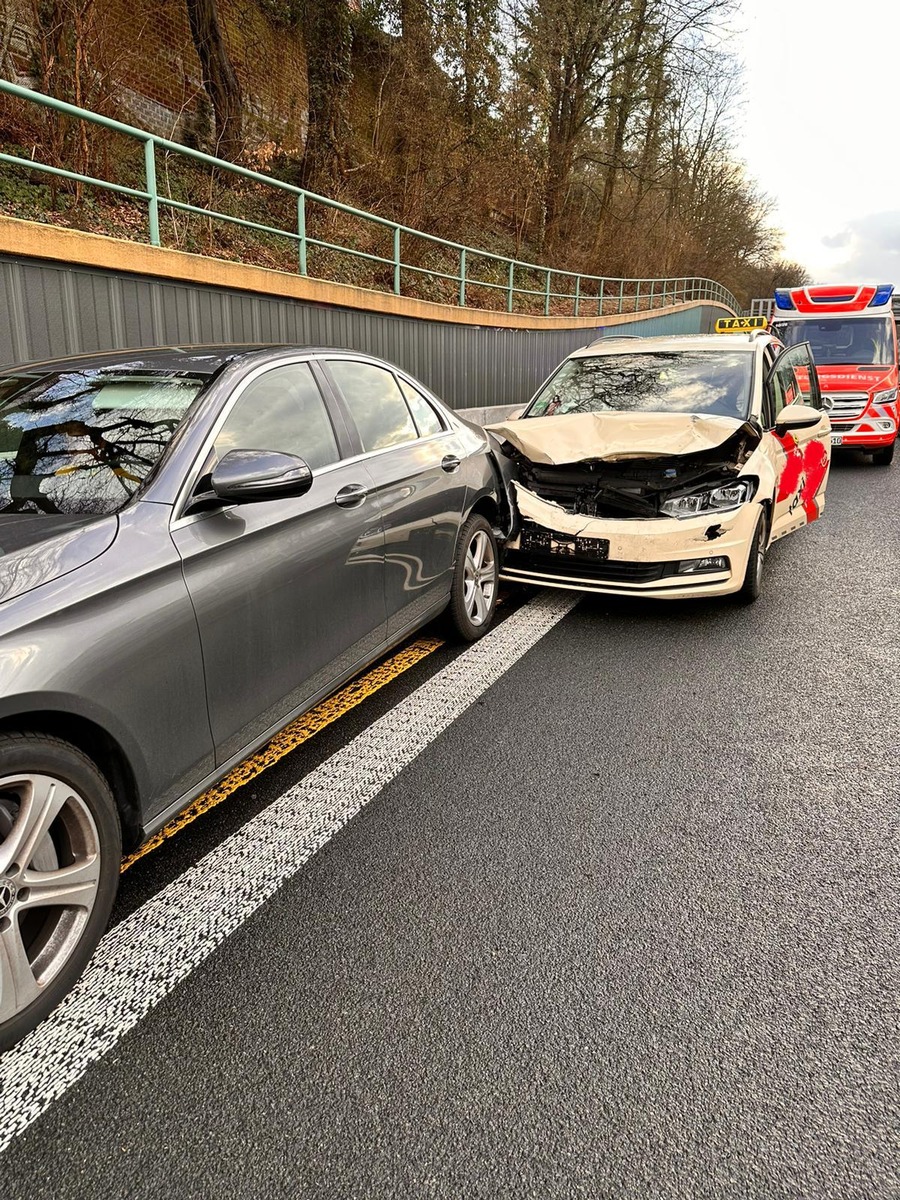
[872,442,895,466]
[0,735,121,1052]
[447,514,499,641]
[734,510,767,605]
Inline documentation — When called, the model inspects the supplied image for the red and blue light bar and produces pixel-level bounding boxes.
[774,284,895,314]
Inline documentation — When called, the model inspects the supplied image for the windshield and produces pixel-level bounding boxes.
[526,351,754,421]
[772,316,895,366]
[0,368,206,517]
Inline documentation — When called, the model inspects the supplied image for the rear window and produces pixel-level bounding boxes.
[328,360,419,452]
[0,369,206,516]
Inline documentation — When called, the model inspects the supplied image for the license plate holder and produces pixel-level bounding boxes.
[521,524,610,561]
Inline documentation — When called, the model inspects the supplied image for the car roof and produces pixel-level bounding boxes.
[0,344,388,377]
[571,333,773,358]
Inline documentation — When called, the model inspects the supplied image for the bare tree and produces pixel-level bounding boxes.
[301,0,353,189]
[185,0,243,161]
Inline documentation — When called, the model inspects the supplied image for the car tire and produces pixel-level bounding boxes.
[872,442,895,466]
[734,509,767,605]
[0,734,121,1052]
[446,514,499,642]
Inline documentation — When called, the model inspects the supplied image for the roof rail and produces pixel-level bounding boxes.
[586,334,643,346]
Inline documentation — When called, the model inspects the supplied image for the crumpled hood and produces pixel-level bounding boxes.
[487,411,754,465]
[0,513,118,604]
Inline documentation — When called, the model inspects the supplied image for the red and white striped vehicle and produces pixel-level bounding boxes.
[771,284,898,466]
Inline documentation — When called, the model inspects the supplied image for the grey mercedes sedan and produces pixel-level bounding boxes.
[0,345,505,1049]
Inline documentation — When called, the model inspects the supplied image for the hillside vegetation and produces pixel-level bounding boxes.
[0,0,807,309]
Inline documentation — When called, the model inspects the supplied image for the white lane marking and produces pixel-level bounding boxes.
[0,590,577,1151]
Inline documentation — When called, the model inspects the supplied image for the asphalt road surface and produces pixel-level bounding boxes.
[2,451,898,1200]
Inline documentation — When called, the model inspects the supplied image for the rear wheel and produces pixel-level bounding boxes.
[734,510,767,605]
[0,735,120,1052]
[447,514,499,641]
[872,442,895,466]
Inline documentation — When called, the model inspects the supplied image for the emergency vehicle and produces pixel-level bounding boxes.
[770,284,898,465]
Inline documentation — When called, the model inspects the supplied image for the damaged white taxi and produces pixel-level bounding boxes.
[489,330,830,602]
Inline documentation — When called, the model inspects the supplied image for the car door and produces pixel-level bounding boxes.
[323,359,469,636]
[171,359,386,766]
[764,342,830,539]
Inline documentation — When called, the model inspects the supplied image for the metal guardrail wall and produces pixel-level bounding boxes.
[0,79,740,318]
[0,252,731,412]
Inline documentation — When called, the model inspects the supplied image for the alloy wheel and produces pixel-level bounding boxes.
[0,773,101,1024]
[462,529,497,627]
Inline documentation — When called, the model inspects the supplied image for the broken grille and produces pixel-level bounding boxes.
[507,549,671,583]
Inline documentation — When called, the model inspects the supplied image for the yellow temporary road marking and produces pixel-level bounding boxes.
[121,636,444,872]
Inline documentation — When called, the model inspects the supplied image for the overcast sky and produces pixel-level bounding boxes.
[732,0,900,283]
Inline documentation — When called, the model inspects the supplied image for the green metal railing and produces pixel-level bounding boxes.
[0,78,740,318]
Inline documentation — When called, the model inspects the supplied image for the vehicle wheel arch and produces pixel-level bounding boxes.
[0,709,143,853]
[467,493,500,529]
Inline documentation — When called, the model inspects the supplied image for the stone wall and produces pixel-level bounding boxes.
[0,0,307,154]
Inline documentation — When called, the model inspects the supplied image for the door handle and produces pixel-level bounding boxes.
[441,454,461,473]
[334,483,368,508]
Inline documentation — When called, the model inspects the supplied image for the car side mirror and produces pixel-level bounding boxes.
[774,403,822,436]
[210,449,314,503]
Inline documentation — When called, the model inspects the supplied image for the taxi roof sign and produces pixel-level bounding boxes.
[714,315,768,333]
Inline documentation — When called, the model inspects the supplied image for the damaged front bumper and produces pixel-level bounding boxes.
[500,483,760,599]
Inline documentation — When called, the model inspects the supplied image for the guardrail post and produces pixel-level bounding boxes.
[574,275,580,317]
[459,247,466,306]
[618,280,624,314]
[544,269,551,316]
[393,226,401,294]
[635,280,641,313]
[507,261,515,313]
[144,137,160,247]
[649,279,655,310]
[297,193,308,275]
[597,279,604,317]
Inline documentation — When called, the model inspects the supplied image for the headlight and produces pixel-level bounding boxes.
[660,479,755,519]
[873,387,898,407]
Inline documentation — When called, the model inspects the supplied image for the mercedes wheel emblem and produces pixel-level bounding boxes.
[0,878,17,916]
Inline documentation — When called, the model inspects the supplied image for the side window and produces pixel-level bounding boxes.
[399,377,444,437]
[214,363,339,471]
[762,382,775,430]
[761,346,777,428]
[328,360,418,452]
[768,343,821,420]
[768,362,792,422]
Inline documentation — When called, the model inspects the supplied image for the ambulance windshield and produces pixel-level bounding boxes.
[772,316,894,366]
